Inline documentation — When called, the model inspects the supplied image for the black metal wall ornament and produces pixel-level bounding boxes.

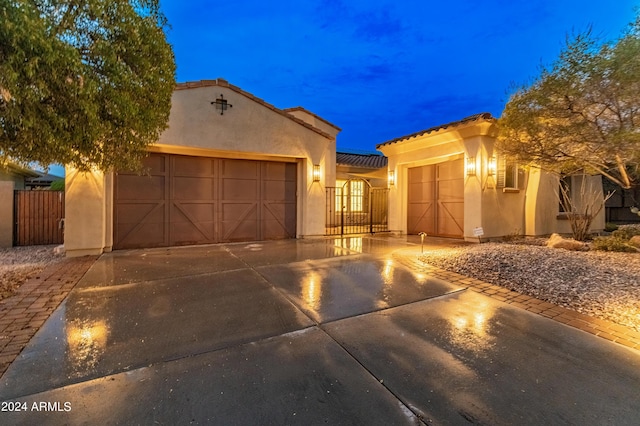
[211,94,232,115]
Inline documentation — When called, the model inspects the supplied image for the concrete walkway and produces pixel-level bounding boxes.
[0,236,639,424]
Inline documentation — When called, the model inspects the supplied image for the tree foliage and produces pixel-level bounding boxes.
[0,0,176,172]
[497,14,640,189]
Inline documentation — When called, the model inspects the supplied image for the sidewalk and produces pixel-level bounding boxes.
[0,256,97,377]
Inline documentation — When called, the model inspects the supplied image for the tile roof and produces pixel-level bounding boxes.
[175,78,335,140]
[282,107,341,131]
[376,112,496,148]
[336,151,388,169]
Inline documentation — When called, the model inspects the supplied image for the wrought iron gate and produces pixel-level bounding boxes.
[325,179,388,235]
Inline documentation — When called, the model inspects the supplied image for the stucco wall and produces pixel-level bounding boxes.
[65,80,337,255]
[0,181,14,247]
[379,116,606,241]
[64,168,108,256]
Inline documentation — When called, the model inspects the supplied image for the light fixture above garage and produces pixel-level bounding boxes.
[211,94,232,115]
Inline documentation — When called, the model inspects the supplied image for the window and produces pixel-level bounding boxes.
[350,180,364,212]
[497,156,520,190]
[335,179,366,212]
[335,180,346,212]
[559,175,572,213]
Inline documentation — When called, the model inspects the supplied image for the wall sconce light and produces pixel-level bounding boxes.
[211,94,232,115]
[388,170,395,186]
[487,156,496,176]
[466,157,476,176]
[312,164,321,182]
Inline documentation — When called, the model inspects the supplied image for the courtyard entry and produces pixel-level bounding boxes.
[325,178,388,235]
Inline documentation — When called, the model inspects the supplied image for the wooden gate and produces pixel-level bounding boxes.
[14,190,65,246]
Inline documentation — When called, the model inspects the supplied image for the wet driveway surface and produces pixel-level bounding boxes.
[1,236,639,425]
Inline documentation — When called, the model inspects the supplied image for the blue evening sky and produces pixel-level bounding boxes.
[161,1,637,153]
[160,0,637,153]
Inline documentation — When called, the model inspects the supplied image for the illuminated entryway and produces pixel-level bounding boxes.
[325,178,388,235]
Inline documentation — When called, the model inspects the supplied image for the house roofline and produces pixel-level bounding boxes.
[282,106,341,131]
[376,112,497,149]
[175,78,335,140]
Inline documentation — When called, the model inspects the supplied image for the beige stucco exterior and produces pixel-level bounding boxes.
[378,114,605,241]
[0,181,14,247]
[0,164,40,247]
[65,79,339,256]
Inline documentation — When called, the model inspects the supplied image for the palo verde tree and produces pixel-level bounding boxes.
[497,13,640,191]
[0,0,176,172]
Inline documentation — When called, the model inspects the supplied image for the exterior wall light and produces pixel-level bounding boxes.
[466,157,476,176]
[388,170,395,186]
[487,156,497,176]
[312,164,321,182]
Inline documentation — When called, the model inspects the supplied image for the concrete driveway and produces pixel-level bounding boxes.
[1,236,639,425]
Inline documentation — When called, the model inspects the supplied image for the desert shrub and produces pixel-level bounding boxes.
[604,222,619,232]
[591,236,638,252]
[612,225,640,240]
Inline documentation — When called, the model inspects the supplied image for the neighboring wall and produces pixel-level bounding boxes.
[0,182,13,247]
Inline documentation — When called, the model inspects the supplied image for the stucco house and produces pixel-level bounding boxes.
[65,79,339,256]
[377,113,605,242]
[64,81,606,255]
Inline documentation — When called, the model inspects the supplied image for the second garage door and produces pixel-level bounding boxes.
[114,153,297,249]
[407,159,464,237]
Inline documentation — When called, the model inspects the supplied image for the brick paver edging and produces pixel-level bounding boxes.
[0,256,98,378]
[394,252,640,351]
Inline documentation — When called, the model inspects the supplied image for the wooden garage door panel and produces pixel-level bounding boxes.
[222,179,258,201]
[263,161,297,180]
[436,159,464,237]
[408,164,435,235]
[263,180,296,200]
[115,154,296,249]
[221,159,259,178]
[116,175,166,201]
[407,160,464,237]
[173,177,215,200]
[437,202,464,236]
[262,202,296,239]
[172,156,215,176]
[115,202,167,248]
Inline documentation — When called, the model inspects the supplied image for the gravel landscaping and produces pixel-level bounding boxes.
[419,241,640,333]
[0,245,65,301]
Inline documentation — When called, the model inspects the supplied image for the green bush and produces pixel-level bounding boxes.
[50,179,65,191]
[591,236,638,252]
[612,225,640,240]
[604,222,619,232]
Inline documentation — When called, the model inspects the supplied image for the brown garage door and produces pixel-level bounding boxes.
[114,153,296,249]
[407,159,464,237]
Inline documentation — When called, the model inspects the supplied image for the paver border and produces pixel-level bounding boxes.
[0,256,97,377]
